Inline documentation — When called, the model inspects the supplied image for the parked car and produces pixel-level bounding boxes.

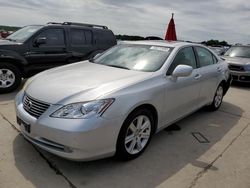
[208,46,227,56]
[15,41,231,161]
[223,45,250,83]
[0,22,117,93]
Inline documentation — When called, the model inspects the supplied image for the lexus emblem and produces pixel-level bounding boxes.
[27,101,33,109]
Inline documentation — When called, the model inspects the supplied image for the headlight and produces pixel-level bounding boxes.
[50,99,115,119]
[245,63,250,71]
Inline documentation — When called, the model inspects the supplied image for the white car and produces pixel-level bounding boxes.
[15,41,231,161]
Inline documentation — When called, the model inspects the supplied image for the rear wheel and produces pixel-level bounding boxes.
[0,63,22,94]
[116,109,153,160]
[207,84,224,111]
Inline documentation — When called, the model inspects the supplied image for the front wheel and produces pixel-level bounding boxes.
[116,109,154,160]
[207,84,224,111]
[0,63,22,94]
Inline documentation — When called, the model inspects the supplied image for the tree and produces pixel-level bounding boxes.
[201,39,230,46]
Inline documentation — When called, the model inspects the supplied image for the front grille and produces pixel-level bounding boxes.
[23,94,50,118]
[239,76,250,82]
[228,64,245,72]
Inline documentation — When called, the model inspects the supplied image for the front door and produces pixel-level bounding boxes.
[164,46,202,125]
[26,28,68,71]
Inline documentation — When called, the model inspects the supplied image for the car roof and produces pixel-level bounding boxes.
[27,22,110,31]
[121,40,199,48]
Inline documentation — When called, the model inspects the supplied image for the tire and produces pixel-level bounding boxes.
[116,108,154,160]
[207,84,224,111]
[0,63,22,94]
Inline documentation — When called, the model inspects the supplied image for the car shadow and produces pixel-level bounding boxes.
[13,101,243,188]
[0,91,18,103]
[0,80,25,102]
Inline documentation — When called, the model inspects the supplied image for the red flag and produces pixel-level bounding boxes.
[165,13,177,41]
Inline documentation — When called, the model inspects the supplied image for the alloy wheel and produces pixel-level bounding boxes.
[0,69,16,88]
[124,115,151,155]
[214,86,223,108]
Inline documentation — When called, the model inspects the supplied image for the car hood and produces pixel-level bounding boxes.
[223,56,250,65]
[0,39,20,46]
[25,61,152,104]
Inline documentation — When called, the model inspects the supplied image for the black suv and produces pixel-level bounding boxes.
[0,22,117,93]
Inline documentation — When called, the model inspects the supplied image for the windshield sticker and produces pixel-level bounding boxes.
[27,29,37,33]
[150,46,170,52]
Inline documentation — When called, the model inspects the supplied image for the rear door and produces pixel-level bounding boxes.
[194,46,222,105]
[69,28,94,60]
[27,27,69,70]
[164,46,202,124]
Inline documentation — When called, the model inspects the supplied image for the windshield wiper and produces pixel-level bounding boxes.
[234,56,248,58]
[107,64,130,70]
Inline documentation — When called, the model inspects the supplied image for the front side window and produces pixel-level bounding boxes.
[167,47,197,74]
[224,46,250,58]
[195,47,214,67]
[93,45,172,72]
[36,28,65,46]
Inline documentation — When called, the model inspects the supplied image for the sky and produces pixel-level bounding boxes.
[0,0,249,44]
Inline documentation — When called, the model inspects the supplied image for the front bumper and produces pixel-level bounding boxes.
[230,70,250,82]
[15,91,122,161]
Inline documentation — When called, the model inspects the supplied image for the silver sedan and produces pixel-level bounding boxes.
[15,41,231,161]
[223,45,250,83]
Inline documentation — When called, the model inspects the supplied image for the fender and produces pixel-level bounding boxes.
[0,49,28,66]
[220,62,232,95]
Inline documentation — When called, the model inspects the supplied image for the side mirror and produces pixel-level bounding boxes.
[35,37,46,46]
[172,65,193,78]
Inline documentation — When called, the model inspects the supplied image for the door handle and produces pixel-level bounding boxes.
[194,74,202,80]
[217,67,222,72]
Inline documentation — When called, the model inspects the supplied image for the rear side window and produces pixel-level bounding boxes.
[71,29,93,45]
[85,30,92,44]
[36,28,65,46]
[167,47,197,75]
[195,47,214,67]
[96,30,115,45]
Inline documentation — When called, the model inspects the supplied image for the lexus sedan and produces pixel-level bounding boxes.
[223,45,250,83]
[15,41,231,161]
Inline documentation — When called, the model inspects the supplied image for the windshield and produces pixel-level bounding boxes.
[6,25,43,43]
[92,44,172,72]
[209,47,225,55]
[224,46,250,58]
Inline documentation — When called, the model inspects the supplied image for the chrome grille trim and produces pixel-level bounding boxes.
[23,94,50,118]
[228,64,245,72]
